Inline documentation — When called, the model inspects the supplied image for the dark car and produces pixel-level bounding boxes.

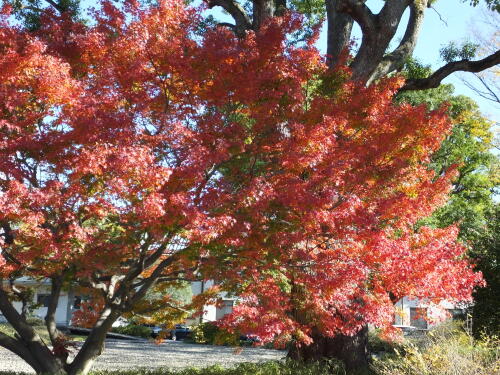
[240,334,261,343]
[142,324,163,338]
[168,324,191,340]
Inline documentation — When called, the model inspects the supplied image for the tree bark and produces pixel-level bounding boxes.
[325,0,353,67]
[253,0,275,29]
[401,50,500,91]
[67,306,120,375]
[0,284,66,374]
[288,325,369,372]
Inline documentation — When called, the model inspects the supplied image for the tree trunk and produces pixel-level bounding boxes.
[288,325,369,373]
[0,286,67,374]
[67,307,120,375]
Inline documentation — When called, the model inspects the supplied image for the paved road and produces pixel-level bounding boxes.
[0,340,285,373]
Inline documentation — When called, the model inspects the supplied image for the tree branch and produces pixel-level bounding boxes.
[401,50,500,91]
[462,73,500,104]
[345,0,411,82]
[336,0,375,34]
[43,0,64,12]
[68,306,120,375]
[368,1,426,84]
[325,0,354,68]
[45,276,65,356]
[0,332,43,374]
[206,0,252,36]
[0,282,62,373]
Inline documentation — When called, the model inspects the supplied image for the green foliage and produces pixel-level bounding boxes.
[401,58,433,80]
[190,321,240,346]
[124,282,193,330]
[471,204,500,338]
[8,0,81,31]
[371,322,500,375]
[465,0,500,13]
[397,85,497,241]
[440,41,479,63]
[111,324,152,338]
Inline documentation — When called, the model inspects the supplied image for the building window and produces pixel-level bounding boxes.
[447,308,465,321]
[37,294,50,308]
[410,307,428,329]
[73,296,82,310]
[222,300,233,316]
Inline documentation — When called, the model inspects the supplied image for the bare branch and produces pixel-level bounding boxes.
[253,0,275,30]
[0,283,59,372]
[43,0,64,12]
[217,22,237,32]
[401,50,500,91]
[345,0,412,82]
[462,73,500,104]
[45,276,66,356]
[126,253,181,307]
[430,5,448,27]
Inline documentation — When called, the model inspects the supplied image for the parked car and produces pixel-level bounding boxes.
[240,334,261,343]
[168,324,191,340]
[142,324,163,338]
[143,323,191,340]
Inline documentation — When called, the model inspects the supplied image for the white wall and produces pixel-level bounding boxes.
[394,297,461,329]
[6,283,71,325]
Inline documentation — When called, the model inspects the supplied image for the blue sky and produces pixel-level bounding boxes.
[315,0,499,121]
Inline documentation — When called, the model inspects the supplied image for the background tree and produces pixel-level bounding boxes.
[470,204,499,337]
[398,79,500,337]
[446,9,500,105]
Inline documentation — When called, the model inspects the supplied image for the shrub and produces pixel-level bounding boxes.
[368,329,402,354]
[371,322,500,375]
[189,322,240,346]
[111,324,152,338]
[25,316,44,326]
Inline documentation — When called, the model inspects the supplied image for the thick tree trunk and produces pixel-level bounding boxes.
[325,0,353,67]
[0,285,67,374]
[288,325,369,372]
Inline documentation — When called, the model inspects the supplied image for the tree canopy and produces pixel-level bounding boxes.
[0,0,493,373]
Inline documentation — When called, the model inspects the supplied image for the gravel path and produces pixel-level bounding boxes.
[0,340,285,373]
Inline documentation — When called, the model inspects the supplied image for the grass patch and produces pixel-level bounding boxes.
[0,323,86,342]
[0,360,343,375]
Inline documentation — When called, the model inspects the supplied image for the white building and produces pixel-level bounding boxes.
[0,278,234,327]
[0,278,77,326]
[188,281,235,324]
[394,297,466,330]
[1,279,464,330]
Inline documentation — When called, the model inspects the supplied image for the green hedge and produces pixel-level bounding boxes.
[111,324,152,338]
[189,322,240,346]
[0,360,343,375]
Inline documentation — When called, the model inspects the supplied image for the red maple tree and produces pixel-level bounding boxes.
[0,1,481,374]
